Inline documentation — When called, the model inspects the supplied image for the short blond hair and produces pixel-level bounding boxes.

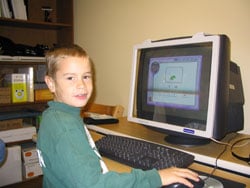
[45,44,90,78]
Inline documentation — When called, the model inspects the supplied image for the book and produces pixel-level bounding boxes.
[9,0,17,18]
[6,0,13,18]
[0,87,11,104]
[0,0,1,16]
[0,0,11,18]
[18,67,34,102]
[0,118,22,131]
[0,126,36,143]
[36,64,47,82]
[5,73,27,103]
[19,0,27,20]
[34,82,48,90]
[10,0,27,20]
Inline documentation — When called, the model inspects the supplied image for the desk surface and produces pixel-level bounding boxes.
[89,117,250,187]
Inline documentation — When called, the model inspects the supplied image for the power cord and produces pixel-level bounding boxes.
[205,134,241,178]
[230,137,250,165]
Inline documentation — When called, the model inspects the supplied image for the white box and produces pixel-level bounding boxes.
[22,162,43,179]
[0,126,36,143]
[0,145,22,186]
[22,147,39,164]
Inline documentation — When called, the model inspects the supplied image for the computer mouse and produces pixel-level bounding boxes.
[162,177,205,188]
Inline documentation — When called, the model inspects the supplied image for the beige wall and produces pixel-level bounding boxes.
[74,0,250,134]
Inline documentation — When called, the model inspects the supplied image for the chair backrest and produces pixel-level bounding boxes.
[81,103,124,118]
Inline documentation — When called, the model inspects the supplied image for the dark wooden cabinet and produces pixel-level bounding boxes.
[2,176,43,188]
[0,0,73,111]
[0,0,73,47]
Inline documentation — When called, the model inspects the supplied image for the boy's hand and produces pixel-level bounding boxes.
[158,167,199,187]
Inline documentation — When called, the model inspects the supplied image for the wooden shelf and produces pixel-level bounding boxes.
[0,0,73,46]
[0,102,48,113]
[0,17,72,29]
[0,59,46,65]
[0,1,73,186]
[0,101,47,107]
[2,175,43,188]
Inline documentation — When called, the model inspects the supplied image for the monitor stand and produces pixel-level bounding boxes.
[165,134,211,147]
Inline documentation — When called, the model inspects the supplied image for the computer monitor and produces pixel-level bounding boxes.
[128,33,244,146]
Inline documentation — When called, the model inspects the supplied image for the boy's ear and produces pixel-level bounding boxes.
[45,76,55,93]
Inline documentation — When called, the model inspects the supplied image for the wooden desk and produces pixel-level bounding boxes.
[89,117,250,187]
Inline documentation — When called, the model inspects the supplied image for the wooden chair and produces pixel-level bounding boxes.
[81,103,124,118]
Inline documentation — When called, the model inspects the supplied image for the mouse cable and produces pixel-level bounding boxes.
[211,135,250,164]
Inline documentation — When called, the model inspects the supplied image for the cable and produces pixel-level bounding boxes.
[211,136,250,148]
[230,137,250,165]
[206,141,228,178]
[205,134,238,179]
[206,135,250,180]
[210,138,232,147]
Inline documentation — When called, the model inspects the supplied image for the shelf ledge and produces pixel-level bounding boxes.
[0,18,72,29]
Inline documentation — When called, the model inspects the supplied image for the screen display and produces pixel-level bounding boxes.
[147,55,202,110]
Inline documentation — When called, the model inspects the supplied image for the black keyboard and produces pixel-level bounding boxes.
[95,134,194,170]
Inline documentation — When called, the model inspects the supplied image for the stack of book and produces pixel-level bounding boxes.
[0,110,41,143]
[0,0,27,20]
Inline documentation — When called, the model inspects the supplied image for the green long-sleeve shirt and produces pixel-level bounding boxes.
[37,101,162,188]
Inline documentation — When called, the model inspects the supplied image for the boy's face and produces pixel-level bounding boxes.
[46,56,93,107]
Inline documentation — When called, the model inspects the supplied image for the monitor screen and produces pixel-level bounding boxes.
[128,33,244,145]
[147,55,202,111]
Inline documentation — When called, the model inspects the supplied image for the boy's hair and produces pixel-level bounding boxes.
[45,44,90,78]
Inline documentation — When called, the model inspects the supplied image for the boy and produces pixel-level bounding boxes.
[37,45,199,188]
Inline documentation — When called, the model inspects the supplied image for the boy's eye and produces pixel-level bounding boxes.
[83,75,92,80]
[66,76,75,80]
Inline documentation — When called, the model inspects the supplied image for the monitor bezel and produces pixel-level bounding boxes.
[128,33,225,140]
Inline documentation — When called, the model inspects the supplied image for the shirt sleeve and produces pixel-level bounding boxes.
[38,111,162,188]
